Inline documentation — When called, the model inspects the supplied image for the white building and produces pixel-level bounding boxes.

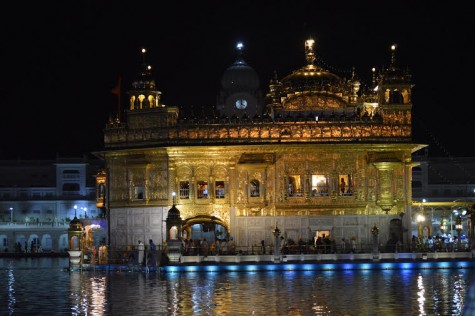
[0,155,103,253]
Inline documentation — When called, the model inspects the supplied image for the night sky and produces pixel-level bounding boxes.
[2,1,474,159]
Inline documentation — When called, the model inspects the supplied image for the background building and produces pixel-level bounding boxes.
[411,149,475,244]
[0,155,104,253]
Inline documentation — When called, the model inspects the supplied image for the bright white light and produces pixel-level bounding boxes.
[422,199,426,203]
[391,44,396,51]
[416,214,425,222]
[141,48,146,53]
[236,42,244,50]
[172,192,176,197]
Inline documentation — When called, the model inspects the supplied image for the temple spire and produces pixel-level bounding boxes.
[305,38,316,66]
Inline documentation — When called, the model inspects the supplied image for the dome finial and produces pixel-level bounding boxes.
[236,41,244,57]
[305,38,316,65]
[390,44,397,67]
[141,47,147,62]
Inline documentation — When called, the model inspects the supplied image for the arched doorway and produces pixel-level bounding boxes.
[181,215,229,243]
[59,234,68,252]
[41,234,52,252]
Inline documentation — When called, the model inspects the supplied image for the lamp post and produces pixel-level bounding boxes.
[455,215,462,250]
[9,207,13,223]
[416,213,425,238]
[440,217,448,234]
[371,224,379,258]
[416,210,425,251]
[74,205,78,218]
[82,207,87,219]
[272,224,281,262]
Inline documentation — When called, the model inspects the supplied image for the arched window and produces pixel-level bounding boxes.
[179,181,190,199]
[250,179,260,197]
[338,174,353,196]
[288,175,303,197]
[215,180,225,199]
[197,180,208,199]
[311,174,329,197]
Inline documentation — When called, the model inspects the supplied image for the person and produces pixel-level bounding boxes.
[219,238,228,255]
[261,240,266,255]
[228,237,236,255]
[148,239,157,266]
[201,238,209,257]
[280,236,286,254]
[149,239,156,251]
[351,237,357,253]
[340,177,346,195]
[340,238,346,253]
[210,240,216,255]
[137,240,145,265]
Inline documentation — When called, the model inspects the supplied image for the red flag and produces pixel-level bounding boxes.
[111,76,121,95]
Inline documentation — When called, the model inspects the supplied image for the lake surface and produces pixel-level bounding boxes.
[1,257,475,315]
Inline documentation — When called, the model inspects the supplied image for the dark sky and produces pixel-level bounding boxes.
[1,1,474,159]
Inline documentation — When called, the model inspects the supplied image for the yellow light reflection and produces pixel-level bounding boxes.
[417,274,426,315]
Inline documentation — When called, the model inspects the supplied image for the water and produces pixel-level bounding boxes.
[1,258,475,315]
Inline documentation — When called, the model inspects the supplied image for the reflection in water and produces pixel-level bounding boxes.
[7,263,15,315]
[417,274,426,316]
[0,258,474,315]
[70,273,109,315]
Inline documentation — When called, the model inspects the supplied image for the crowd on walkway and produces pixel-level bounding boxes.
[108,233,474,268]
[411,234,470,252]
[181,237,236,256]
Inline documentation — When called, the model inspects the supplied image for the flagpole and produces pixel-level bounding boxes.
[117,76,122,121]
[111,76,122,122]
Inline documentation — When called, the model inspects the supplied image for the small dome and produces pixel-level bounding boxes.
[220,58,260,93]
[282,65,343,93]
[167,205,181,218]
[68,216,83,232]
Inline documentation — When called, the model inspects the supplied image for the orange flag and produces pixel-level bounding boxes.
[111,76,122,95]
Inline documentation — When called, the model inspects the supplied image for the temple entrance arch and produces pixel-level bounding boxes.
[181,215,229,242]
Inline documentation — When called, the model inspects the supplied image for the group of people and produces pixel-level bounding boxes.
[127,236,241,266]
[13,240,41,253]
[411,234,469,252]
[128,239,163,266]
[182,237,236,256]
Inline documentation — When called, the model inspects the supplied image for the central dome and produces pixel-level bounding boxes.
[220,58,260,93]
[282,64,343,93]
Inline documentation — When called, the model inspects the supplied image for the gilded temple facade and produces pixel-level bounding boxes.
[96,40,425,250]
